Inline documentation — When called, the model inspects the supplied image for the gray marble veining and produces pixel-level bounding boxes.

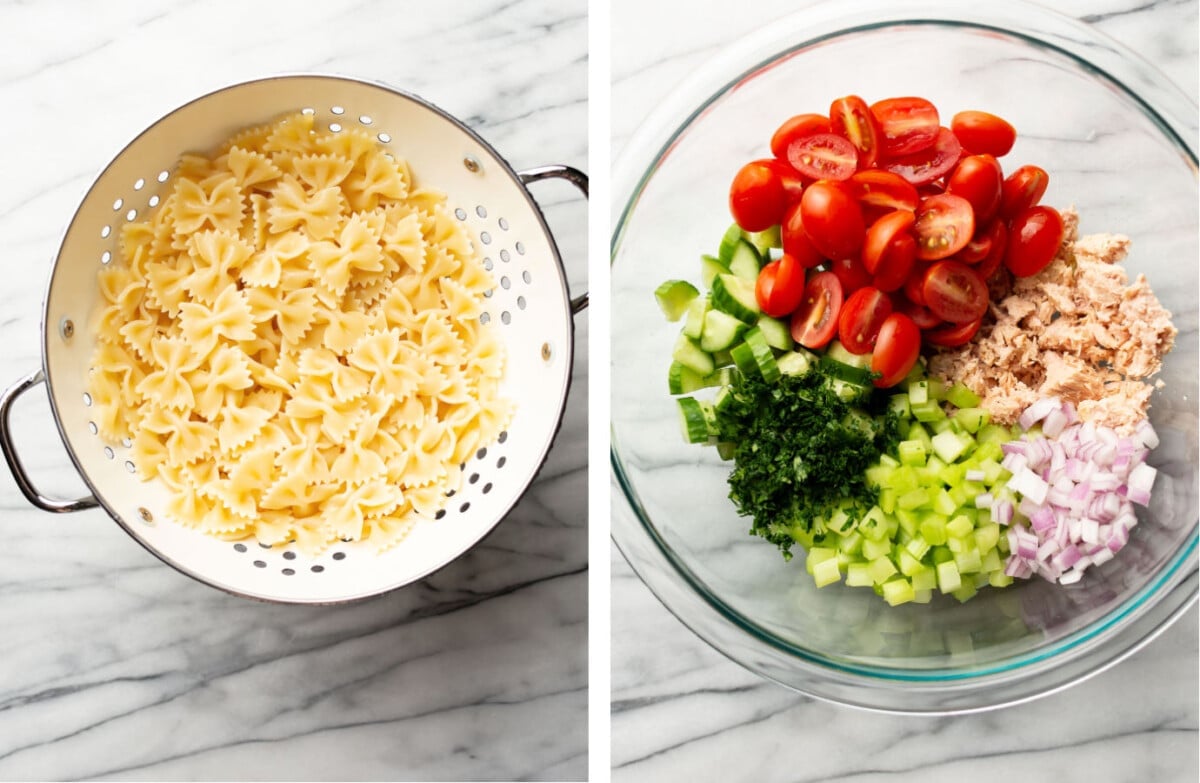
[0,1,587,780]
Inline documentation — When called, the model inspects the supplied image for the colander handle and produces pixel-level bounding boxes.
[518,165,588,315]
[0,369,99,514]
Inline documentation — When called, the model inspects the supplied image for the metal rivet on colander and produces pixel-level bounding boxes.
[463,155,482,173]
[138,507,153,523]
[59,318,74,340]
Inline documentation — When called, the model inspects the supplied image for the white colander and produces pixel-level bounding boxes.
[0,74,586,604]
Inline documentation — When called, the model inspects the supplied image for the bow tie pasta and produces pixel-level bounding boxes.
[86,111,513,556]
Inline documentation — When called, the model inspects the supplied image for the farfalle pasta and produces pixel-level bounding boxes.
[86,112,513,555]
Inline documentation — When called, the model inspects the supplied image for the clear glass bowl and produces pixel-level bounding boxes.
[611,0,1198,714]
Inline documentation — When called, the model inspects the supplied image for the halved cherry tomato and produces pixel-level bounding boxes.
[830,95,884,169]
[883,127,963,186]
[862,210,915,274]
[954,231,992,264]
[871,97,940,157]
[838,286,892,355]
[894,296,942,330]
[799,181,864,259]
[780,201,825,268]
[904,260,932,306]
[787,133,859,181]
[755,254,807,318]
[829,254,872,296]
[872,233,917,293]
[849,170,919,211]
[925,317,983,347]
[923,260,989,323]
[951,111,1016,157]
[1000,165,1049,220]
[913,193,975,261]
[871,313,921,388]
[975,220,1009,280]
[771,113,832,160]
[729,159,787,231]
[790,271,843,349]
[946,154,1002,225]
[1005,205,1065,277]
[763,158,806,202]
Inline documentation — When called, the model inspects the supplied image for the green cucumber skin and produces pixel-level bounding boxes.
[654,279,700,321]
[710,273,761,324]
[728,239,763,282]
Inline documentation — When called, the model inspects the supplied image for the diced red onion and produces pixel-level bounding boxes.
[1136,419,1159,449]
[965,469,985,483]
[1042,408,1069,438]
[1019,397,1061,430]
[975,492,994,509]
[1058,569,1083,585]
[991,499,1013,525]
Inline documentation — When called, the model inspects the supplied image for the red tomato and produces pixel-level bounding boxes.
[771,113,832,160]
[923,260,989,323]
[799,181,865,260]
[787,133,859,181]
[913,194,975,261]
[904,260,931,306]
[829,254,872,295]
[830,95,884,169]
[950,111,1016,157]
[871,313,921,388]
[1000,165,1049,220]
[871,97,940,157]
[946,154,1002,225]
[883,127,963,186]
[975,220,1008,280]
[849,170,919,211]
[925,317,983,347]
[862,210,915,274]
[729,159,787,231]
[954,231,992,264]
[838,286,893,355]
[872,233,917,293]
[780,201,825,268]
[763,158,806,202]
[895,296,942,330]
[755,254,807,318]
[790,271,843,349]
[1005,205,1065,277]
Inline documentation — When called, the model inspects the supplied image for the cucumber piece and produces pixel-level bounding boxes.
[667,361,705,395]
[681,294,709,339]
[717,223,744,264]
[672,333,714,375]
[827,377,873,405]
[729,342,758,378]
[716,441,737,460]
[727,239,763,282]
[700,254,729,289]
[742,327,780,383]
[702,367,735,389]
[776,349,815,377]
[711,348,734,368]
[746,225,781,257]
[825,340,871,369]
[819,356,873,386]
[710,273,761,323]
[755,314,793,351]
[677,397,712,444]
[654,279,700,322]
[699,309,748,352]
[713,385,736,415]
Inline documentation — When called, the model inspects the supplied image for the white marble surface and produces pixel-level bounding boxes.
[611,0,1198,780]
[0,1,586,780]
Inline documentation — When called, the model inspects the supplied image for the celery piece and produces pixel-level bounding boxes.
[889,394,912,419]
[979,457,1005,486]
[954,547,983,574]
[911,565,937,592]
[888,465,919,492]
[912,588,933,604]
[930,417,955,434]
[908,380,930,405]
[878,453,900,469]
[826,507,854,535]
[905,535,931,561]
[846,561,873,587]
[919,514,949,546]
[882,578,916,606]
[988,571,1014,588]
[868,556,899,585]
[927,378,945,400]
[894,508,920,538]
[838,531,864,556]
[897,548,924,577]
[980,547,1003,574]
[974,440,1004,464]
[911,399,944,422]
[945,382,982,409]
[865,464,893,489]
[862,537,892,561]
[897,439,927,467]
[931,545,954,564]
[939,462,967,488]
[931,430,969,463]
[976,423,1012,445]
[948,484,971,509]
[936,560,962,593]
[878,488,897,515]
[811,557,842,588]
[897,488,930,511]
[951,581,978,603]
[946,514,974,539]
[975,523,1001,554]
[953,406,990,434]
[946,536,966,554]
[931,488,958,516]
[858,506,890,541]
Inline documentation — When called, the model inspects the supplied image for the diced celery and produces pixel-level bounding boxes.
[927,378,945,400]
[938,461,966,488]
[975,522,1001,554]
[877,453,900,469]
[912,589,933,604]
[868,556,899,584]
[905,535,931,561]
[889,394,911,418]
[859,506,889,541]
[838,531,864,556]
[946,514,974,539]
[806,546,837,571]
[981,548,1003,574]
[865,464,893,489]
[946,536,966,554]
[919,514,949,546]
[897,439,927,467]
[862,537,892,561]
[929,417,954,434]
[931,430,970,463]
[945,382,982,409]
[826,506,854,535]
[931,545,954,564]
[951,581,978,603]
[936,560,962,593]
[953,406,990,434]
[846,561,873,587]
[812,557,842,587]
[931,488,957,516]
[948,484,971,509]
[911,565,937,592]
[897,488,930,511]
[878,488,897,515]
[989,571,1014,588]
[908,380,930,405]
[954,547,982,574]
[911,399,944,422]
[979,457,1005,486]
[977,424,1012,445]
[974,440,1004,464]
[894,508,920,538]
[882,578,916,606]
[898,548,924,577]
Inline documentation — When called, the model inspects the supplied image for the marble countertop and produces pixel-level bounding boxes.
[0,1,586,780]
[611,0,1198,780]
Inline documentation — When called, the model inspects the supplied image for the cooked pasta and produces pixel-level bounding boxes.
[86,111,512,555]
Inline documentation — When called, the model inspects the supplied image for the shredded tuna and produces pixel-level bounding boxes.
[928,207,1175,434]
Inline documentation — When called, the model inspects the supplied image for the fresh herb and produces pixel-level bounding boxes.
[716,369,899,558]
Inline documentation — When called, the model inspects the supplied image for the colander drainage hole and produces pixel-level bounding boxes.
[329,122,342,133]
[480,231,491,245]
[234,543,247,552]
[101,251,111,265]
[475,205,487,218]
[517,296,526,310]
[479,313,490,325]
[500,311,511,325]
[124,461,135,473]
[149,195,160,208]
[253,560,266,568]
[500,276,510,290]
[133,178,145,191]
[515,241,525,255]
[476,447,487,459]
[469,473,479,484]
[282,568,295,576]
[435,510,446,520]
[484,258,493,271]
[88,421,97,435]
[454,208,467,220]
[377,132,391,143]
[522,270,532,284]
[283,551,296,560]
[332,552,346,561]
[497,456,507,468]
[331,105,344,115]
[157,170,169,183]
[498,217,509,231]
[103,447,114,460]
[112,198,123,211]
[483,482,493,494]
[100,225,111,239]
[359,115,372,125]
[500,249,510,262]
[311,565,324,573]
[498,431,508,443]
[459,502,470,513]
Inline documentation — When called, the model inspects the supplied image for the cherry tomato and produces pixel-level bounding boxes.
[729,159,787,232]
[771,113,832,160]
[913,193,975,261]
[923,260,989,324]
[1005,205,1065,277]
[975,220,1009,280]
[763,158,806,202]
[830,95,884,169]
[780,201,825,268]
[799,181,865,260]
[871,313,921,388]
[895,296,942,330]
[950,111,1016,157]
[954,230,992,264]
[871,97,940,157]
[862,210,917,292]
[790,271,843,349]
[838,286,893,355]
[849,170,919,211]
[1000,165,1049,220]
[872,233,917,293]
[829,254,872,296]
[946,154,1002,225]
[903,260,931,306]
[925,317,983,347]
[883,127,963,186]
[787,133,859,181]
[755,254,807,318]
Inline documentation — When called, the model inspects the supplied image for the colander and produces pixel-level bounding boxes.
[0,74,587,604]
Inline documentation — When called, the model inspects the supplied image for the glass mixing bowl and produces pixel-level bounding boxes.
[611,0,1198,713]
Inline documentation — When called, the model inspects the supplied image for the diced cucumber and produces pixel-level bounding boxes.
[729,342,758,378]
[819,356,873,386]
[700,254,729,288]
[699,309,748,352]
[716,441,736,460]
[777,349,815,377]
[713,385,736,415]
[711,349,734,368]
[825,340,871,370]
[677,397,713,444]
[672,333,714,375]
[746,225,781,257]
[741,328,780,383]
[681,295,709,339]
[756,314,793,351]
[667,361,705,395]
[717,223,744,264]
[654,279,700,321]
[710,273,761,323]
[727,239,763,282]
[827,378,873,405]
